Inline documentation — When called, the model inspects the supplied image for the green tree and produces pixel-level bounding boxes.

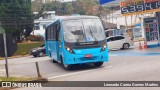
[65,2,73,15]
[72,0,87,15]
[32,0,43,12]
[0,0,33,41]
[34,0,105,16]
[41,1,62,15]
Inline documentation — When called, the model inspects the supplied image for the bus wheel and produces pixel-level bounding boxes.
[60,57,71,70]
[52,59,57,63]
[33,55,37,57]
[63,64,72,70]
[93,62,104,67]
[49,52,52,57]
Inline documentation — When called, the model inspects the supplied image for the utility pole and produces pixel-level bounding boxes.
[0,22,9,78]
[3,30,9,78]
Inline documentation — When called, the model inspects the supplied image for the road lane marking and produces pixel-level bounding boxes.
[104,66,113,68]
[48,65,113,80]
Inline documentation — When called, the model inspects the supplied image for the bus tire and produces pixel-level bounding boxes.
[33,55,37,57]
[93,62,104,67]
[52,59,57,63]
[63,64,72,70]
[60,56,71,70]
[49,52,52,57]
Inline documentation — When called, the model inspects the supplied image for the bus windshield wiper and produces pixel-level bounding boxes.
[89,26,98,43]
[76,35,80,45]
[71,29,85,45]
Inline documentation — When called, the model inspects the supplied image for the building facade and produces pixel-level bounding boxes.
[32,11,56,37]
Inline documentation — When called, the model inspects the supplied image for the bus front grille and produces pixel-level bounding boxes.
[79,56,98,61]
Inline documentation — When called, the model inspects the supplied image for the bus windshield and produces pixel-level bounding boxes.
[63,19,106,43]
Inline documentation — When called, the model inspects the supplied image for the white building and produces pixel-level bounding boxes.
[101,10,155,27]
[32,11,56,37]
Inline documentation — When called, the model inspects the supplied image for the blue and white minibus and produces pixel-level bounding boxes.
[45,16,108,70]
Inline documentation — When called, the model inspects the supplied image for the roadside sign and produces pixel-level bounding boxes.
[144,17,160,45]
[120,0,160,16]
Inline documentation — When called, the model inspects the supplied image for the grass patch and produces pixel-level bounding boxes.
[14,42,44,56]
[0,76,38,81]
[0,42,43,59]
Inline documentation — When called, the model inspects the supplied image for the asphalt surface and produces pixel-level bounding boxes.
[0,48,160,78]
[11,55,160,90]
[0,48,160,90]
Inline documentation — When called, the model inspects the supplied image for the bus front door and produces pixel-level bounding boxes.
[56,22,61,61]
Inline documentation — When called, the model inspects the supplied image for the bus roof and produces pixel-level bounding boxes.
[46,15,100,28]
[58,15,100,21]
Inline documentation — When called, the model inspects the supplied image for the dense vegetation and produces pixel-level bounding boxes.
[14,42,44,55]
[0,0,33,41]
[32,0,113,18]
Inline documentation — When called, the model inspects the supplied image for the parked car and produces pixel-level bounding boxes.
[30,44,46,57]
[106,35,134,50]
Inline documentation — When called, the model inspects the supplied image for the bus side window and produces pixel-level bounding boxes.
[50,26,54,40]
[49,25,56,41]
[57,22,60,31]
[58,31,62,42]
[45,28,48,40]
[56,22,61,41]
[47,27,51,40]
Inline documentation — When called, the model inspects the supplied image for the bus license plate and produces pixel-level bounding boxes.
[84,54,92,58]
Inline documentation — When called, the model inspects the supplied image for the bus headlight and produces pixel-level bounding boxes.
[101,44,107,52]
[65,47,75,54]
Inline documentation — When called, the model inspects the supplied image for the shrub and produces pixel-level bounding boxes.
[36,35,44,41]
[26,35,44,41]
[14,42,44,55]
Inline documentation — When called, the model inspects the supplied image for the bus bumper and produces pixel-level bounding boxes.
[63,49,109,65]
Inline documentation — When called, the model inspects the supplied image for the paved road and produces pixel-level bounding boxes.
[1,50,160,78]
[0,56,52,77]
[1,56,160,90]
[11,55,160,90]
[0,48,160,90]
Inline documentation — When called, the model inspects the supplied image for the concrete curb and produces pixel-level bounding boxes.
[0,55,30,60]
